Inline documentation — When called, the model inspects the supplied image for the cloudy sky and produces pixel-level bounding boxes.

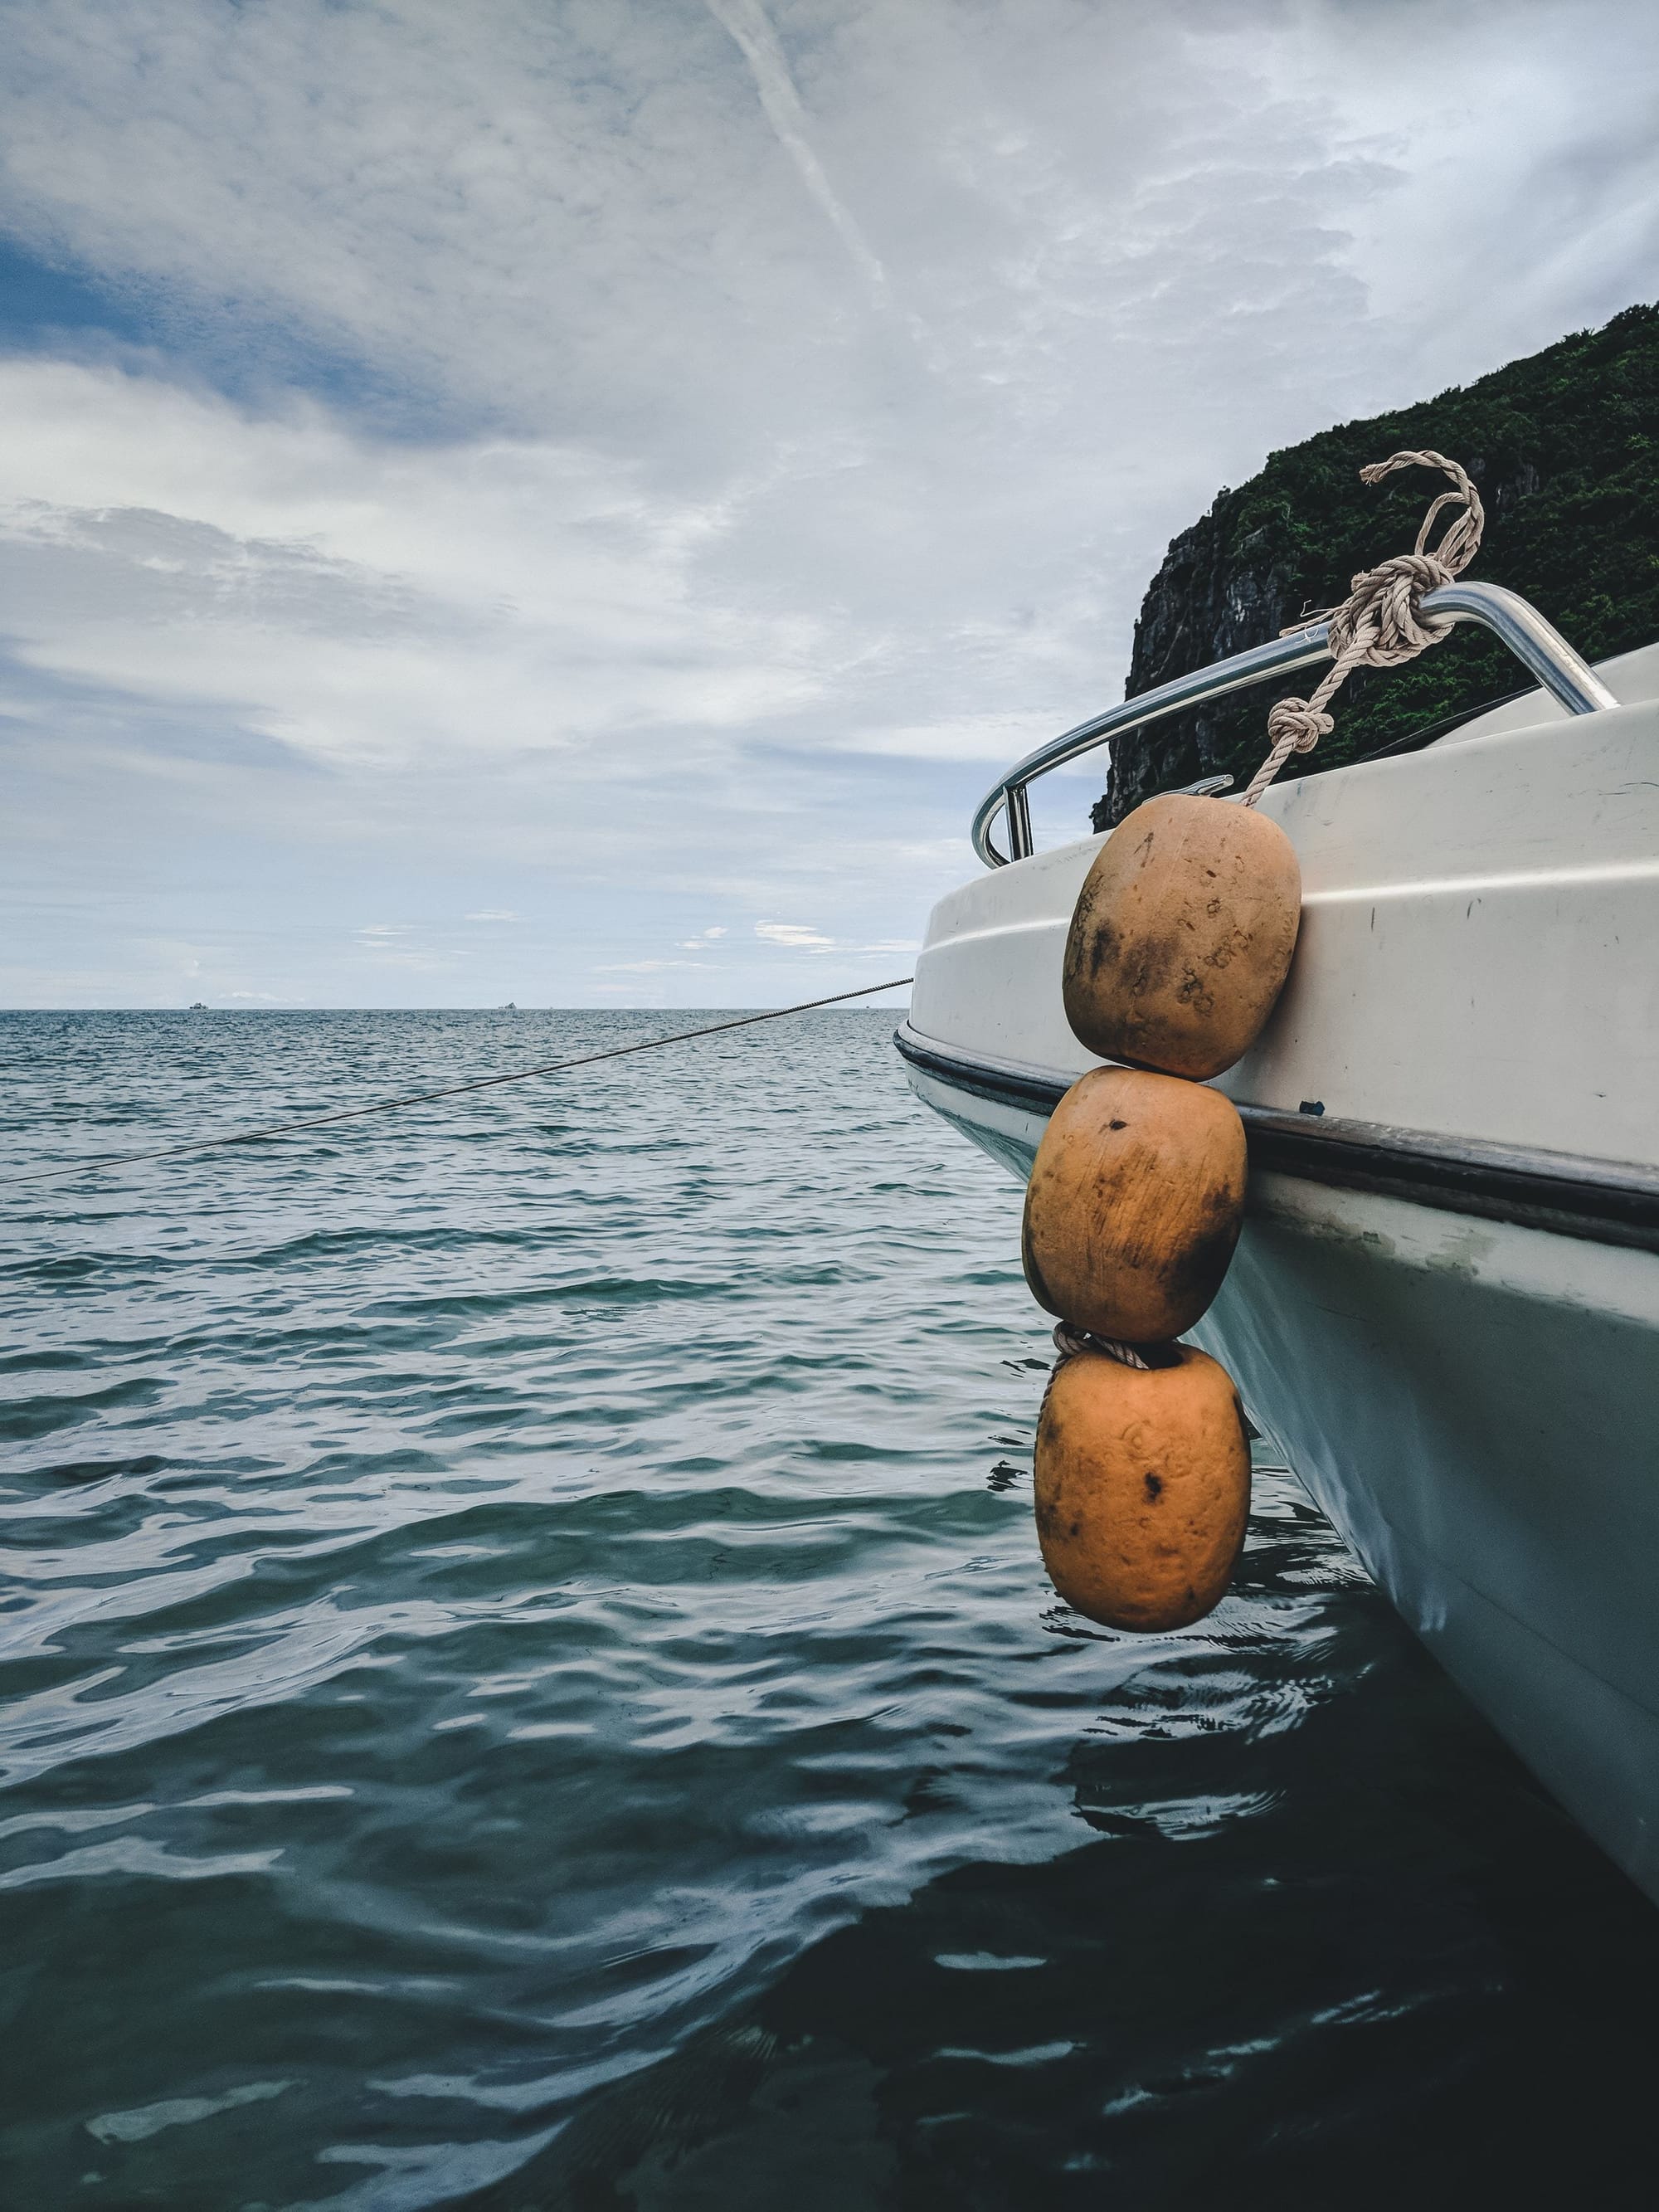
[2,0,1655,1007]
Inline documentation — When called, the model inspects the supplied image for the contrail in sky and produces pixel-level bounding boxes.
[704,0,889,302]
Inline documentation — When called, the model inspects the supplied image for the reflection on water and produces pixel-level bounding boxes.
[2,1011,1655,2210]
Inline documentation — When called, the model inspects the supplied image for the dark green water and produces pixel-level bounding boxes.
[3,1010,1657,2210]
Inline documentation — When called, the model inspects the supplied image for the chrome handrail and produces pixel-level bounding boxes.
[971,579,1618,867]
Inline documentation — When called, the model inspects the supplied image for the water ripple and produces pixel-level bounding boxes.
[3,1010,1657,2210]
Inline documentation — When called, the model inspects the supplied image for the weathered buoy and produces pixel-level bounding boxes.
[1063,792,1301,1079]
[1034,1337,1250,1630]
[1021,1066,1245,1344]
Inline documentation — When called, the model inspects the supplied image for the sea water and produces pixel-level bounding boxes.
[2,1009,1657,2210]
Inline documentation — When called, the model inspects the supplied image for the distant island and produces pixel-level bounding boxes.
[1097,302,1659,826]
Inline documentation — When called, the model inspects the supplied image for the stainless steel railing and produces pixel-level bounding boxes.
[971,580,1618,868]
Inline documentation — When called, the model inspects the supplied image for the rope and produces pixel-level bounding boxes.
[2,979,914,1191]
[1052,1321,1151,1372]
[1241,450,1486,808]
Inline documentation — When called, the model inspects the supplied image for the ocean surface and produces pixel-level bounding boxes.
[3,1007,1657,2212]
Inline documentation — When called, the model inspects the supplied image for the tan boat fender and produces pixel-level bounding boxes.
[1063,792,1301,1079]
[1021,1065,1245,1343]
[1034,1337,1251,1631]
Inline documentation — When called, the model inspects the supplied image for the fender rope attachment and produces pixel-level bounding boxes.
[1242,450,1485,808]
[1052,1321,1151,1372]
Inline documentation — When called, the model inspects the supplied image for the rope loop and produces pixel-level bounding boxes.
[1242,451,1485,809]
[1052,1322,1151,1372]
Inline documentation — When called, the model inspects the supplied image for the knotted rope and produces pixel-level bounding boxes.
[1241,450,1485,808]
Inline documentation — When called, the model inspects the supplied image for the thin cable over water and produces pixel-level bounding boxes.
[3,979,914,1190]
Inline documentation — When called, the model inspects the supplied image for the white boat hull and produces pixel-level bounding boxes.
[902,649,1659,1897]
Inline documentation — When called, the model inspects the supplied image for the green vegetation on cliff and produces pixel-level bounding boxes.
[1100,304,1659,826]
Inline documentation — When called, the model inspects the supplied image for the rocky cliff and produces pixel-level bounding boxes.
[1095,303,1659,828]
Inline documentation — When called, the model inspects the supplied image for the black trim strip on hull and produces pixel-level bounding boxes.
[893,1024,1659,1255]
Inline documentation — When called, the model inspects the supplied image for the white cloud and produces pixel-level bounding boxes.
[0,369,828,772]
[0,0,1653,1004]
[754,921,836,950]
[834,713,1062,763]
[592,958,715,973]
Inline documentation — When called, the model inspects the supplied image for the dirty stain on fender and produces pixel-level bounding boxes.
[1063,792,1301,1079]
[1022,1066,1247,1342]
[1035,1342,1252,1631]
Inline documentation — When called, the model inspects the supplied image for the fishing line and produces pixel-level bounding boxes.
[3,979,914,1191]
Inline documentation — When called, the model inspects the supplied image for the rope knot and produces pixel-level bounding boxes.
[1242,449,1484,809]
[1264,697,1333,755]
[1326,548,1456,666]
